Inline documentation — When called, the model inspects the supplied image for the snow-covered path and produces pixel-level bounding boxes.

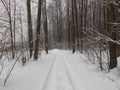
[42,50,86,90]
[0,49,119,90]
[42,51,74,90]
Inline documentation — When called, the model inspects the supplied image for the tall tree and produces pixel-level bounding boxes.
[71,0,76,53]
[43,0,48,54]
[66,0,71,49]
[107,3,117,69]
[34,0,42,60]
[79,0,84,53]
[27,0,33,58]
[74,0,79,49]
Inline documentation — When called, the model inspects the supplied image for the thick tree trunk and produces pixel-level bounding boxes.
[74,0,79,49]
[27,0,33,58]
[109,32,117,69]
[34,0,42,60]
[106,3,117,69]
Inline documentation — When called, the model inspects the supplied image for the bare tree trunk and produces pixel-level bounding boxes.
[27,0,33,58]
[106,3,117,69]
[67,0,70,49]
[71,0,76,53]
[20,9,24,49]
[74,0,79,49]
[43,0,48,54]
[80,0,84,53]
[34,0,42,60]
[13,0,16,58]
[98,0,103,70]
[9,0,14,59]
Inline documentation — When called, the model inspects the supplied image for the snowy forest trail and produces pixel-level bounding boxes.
[42,50,86,90]
[0,49,119,90]
[42,51,74,90]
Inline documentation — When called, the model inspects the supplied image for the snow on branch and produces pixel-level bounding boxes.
[82,28,120,45]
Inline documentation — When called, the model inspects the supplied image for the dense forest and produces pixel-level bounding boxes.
[0,0,120,87]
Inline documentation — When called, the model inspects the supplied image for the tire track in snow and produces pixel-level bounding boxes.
[61,53,87,90]
[41,53,57,90]
[55,55,74,90]
[42,51,75,90]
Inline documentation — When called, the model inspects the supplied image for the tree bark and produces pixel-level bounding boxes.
[34,0,42,60]
[106,3,117,69]
[71,0,76,53]
[27,0,33,58]
[43,0,48,54]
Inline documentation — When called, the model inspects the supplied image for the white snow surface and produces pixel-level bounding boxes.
[0,49,119,90]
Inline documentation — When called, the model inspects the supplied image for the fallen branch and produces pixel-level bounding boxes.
[3,52,23,86]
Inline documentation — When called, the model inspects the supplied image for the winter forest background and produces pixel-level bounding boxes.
[0,0,120,89]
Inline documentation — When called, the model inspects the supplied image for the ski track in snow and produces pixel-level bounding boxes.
[42,51,75,90]
[0,49,119,90]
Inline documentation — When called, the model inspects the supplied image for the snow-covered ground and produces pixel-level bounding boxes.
[0,49,119,90]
